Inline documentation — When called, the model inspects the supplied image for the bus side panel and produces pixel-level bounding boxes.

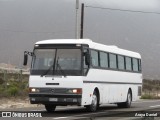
[102,84,128,103]
[81,80,104,106]
[81,82,93,105]
[84,69,142,104]
[131,85,141,101]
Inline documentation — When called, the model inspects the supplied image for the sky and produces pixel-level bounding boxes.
[0,0,160,79]
[85,0,160,10]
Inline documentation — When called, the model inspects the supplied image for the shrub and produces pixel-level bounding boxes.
[0,85,4,93]
[141,94,160,99]
[0,77,4,84]
[7,86,19,96]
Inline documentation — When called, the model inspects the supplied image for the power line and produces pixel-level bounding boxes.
[0,28,74,34]
[85,5,160,14]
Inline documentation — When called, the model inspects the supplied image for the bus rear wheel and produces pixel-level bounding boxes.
[117,90,132,108]
[86,91,98,112]
[45,104,56,112]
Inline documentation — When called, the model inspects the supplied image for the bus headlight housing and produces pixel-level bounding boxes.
[29,88,40,93]
[68,88,82,94]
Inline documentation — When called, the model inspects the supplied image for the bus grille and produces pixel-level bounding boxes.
[39,88,67,94]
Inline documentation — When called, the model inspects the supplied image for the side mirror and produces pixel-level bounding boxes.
[23,54,28,66]
[84,51,90,66]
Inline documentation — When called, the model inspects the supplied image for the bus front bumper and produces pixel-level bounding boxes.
[29,93,82,105]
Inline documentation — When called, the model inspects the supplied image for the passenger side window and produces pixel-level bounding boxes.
[109,54,117,69]
[118,55,125,70]
[132,58,139,72]
[100,52,108,68]
[138,59,142,72]
[125,57,132,71]
[91,50,99,67]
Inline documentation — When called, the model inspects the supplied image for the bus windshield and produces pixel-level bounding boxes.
[31,48,82,76]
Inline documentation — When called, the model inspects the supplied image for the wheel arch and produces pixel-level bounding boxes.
[94,87,100,105]
[128,88,132,101]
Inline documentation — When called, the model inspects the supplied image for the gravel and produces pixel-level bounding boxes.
[0,97,42,109]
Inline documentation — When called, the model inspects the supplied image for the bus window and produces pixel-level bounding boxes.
[91,50,99,67]
[83,49,89,75]
[138,59,142,72]
[125,57,132,71]
[32,49,55,70]
[100,52,108,68]
[109,53,117,69]
[133,58,138,72]
[118,55,125,70]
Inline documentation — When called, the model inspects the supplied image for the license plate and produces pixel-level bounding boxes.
[49,98,58,102]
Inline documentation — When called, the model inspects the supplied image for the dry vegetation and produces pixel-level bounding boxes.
[0,72,29,97]
[141,79,160,99]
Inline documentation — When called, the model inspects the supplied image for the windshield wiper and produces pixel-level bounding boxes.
[56,57,67,77]
[41,63,54,77]
[41,49,57,77]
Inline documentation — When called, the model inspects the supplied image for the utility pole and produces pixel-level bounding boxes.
[80,3,84,39]
[75,0,79,39]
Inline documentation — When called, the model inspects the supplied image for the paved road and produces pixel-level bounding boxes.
[1,99,160,120]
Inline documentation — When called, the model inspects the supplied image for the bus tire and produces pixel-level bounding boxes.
[45,104,56,112]
[117,90,132,108]
[86,91,98,112]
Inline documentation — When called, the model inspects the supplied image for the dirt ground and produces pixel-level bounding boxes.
[0,97,42,109]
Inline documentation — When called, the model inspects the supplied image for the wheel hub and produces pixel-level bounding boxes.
[92,94,97,107]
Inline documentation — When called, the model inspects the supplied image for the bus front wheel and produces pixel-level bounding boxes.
[86,91,98,112]
[45,104,56,112]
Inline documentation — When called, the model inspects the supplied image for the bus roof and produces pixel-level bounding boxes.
[35,39,141,58]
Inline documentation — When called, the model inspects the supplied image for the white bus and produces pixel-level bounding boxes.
[23,39,142,112]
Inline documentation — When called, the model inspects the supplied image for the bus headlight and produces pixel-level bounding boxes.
[29,88,40,93]
[68,88,82,94]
